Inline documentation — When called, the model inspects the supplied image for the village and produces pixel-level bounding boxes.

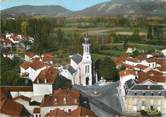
[0,32,166,117]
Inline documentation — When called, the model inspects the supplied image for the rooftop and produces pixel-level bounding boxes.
[71,54,82,64]
[34,67,58,84]
[137,70,166,83]
[41,89,80,107]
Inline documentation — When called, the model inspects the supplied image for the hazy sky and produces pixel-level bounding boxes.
[0,0,110,10]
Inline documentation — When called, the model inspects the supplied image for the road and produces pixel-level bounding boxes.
[73,82,123,117]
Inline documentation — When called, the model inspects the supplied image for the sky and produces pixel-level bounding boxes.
[0,0,110,11]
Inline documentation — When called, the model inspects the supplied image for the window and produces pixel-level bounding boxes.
[85,65,87,73]
[142,101,145,106]
[151,93,154,96]
[68,109,71,112]
[63,97,66,104]
[85,65,90,73]
[87,65,89,73]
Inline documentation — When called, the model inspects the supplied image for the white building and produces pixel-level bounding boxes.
[20,60,47,81]
[60,38,94,86]
[33,67,58,96]
[161,49,166,57]
[119,69,137,97]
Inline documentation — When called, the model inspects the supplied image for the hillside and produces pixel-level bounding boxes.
[74,0,166,16]
[1,5,72,17]
[1,0,166,17]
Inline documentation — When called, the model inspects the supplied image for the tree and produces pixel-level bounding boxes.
[21,21,29,35]
[147,25,153,40]
[123,40,128,51]
[95,57,119,81]
[131,50,140,57]
[0,56,23,86]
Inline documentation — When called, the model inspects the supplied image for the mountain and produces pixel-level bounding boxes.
[74,0,166,16]
[1,5,72,17]
[1,0,166,17]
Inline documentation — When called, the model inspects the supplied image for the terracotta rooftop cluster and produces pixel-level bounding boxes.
[41,89,80,106]
[0,88,31,116]
[34,67,58,84]
[137,70,166,83]
[117,53,166,84]
[45,107,96,117]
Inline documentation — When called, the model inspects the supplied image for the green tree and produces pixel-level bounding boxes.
[95,57,119,81]
[21,21,29,35]
[147,25,153,40]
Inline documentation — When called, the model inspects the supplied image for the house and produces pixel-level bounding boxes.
[40,89,80,116]
[20,61,31,76]
[0,86,33,98]
[0,37,13,48]
[161,49,166,57]
[33,67,59,96]
[41,53,54,65]
[136,70,166,89]
[45,106,96,117]
[25,51,35,62]
[20,60,47,81]
[141,57,158,69]
[134,64,149,72]
[119,69,137,97]
[155,58,166,74]
[45,108,67,117]
[113,54,129,69]
[60,38,96,86]
[0,88,31,117]
[126,47,136,54]
[13,95,40,114]
[33,108,41,117]
[0,47,14,60]
[124,57,140,66]
[124,79,165,112]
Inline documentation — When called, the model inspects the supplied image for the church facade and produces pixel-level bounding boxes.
[59,37,95,86]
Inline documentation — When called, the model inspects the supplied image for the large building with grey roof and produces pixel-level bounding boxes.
[59,37,96,86]
[124,79,165,113]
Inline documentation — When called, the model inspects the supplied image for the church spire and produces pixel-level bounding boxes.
[82,37,91,55]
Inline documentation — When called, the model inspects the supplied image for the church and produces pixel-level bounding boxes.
[59,37,96,86]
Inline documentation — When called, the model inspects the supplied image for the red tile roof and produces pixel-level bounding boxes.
[34,67,58,84]
[119,70,136,78]
[123,64,135,70]
[20,60,46,70]
[42,53,54,62]
[0,98,30,116]
[135,64,148,70]
[114,54,129,65]
[137,70,166,83]
[69,107,96,117]
[13,95,31,102]
[0,38,13,44]
[33,108,40,114]
[30,60,46,70]
[126,57,140,63]
[20,61,31,69]
[45,107,96,117]
[157,65,166,71]
[25,51,35,58]
[0,86,33,92]
[45,108,67,117]
[41,89,80,107]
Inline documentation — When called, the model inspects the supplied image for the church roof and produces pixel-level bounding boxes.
[71,54,82,64]
[68,65,77,74]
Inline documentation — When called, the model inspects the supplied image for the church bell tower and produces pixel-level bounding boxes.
[81,37,92,86]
